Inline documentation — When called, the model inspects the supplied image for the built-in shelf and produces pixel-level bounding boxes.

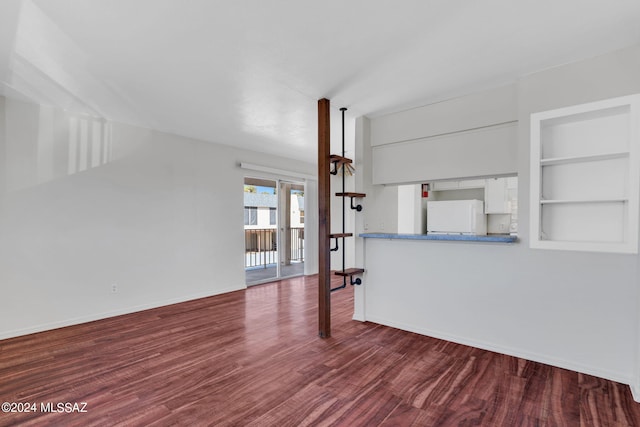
[540,151,629,166]
[530,94,639,253]
[540,198,628,204]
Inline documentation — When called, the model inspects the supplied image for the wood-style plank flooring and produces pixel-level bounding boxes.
[1,274,639,426]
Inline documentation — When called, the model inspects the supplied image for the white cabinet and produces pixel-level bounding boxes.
[431,180,460,191]
[431,179,485,191]
[529,94,640,253]
[459,179,485,189]
[484,178,510,214]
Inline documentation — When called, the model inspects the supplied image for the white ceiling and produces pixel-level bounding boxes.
[1,0,639,163]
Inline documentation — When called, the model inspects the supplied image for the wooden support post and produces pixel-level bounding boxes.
[318,98,331,338]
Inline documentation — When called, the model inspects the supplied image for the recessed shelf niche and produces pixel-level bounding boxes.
[530,94,640,253]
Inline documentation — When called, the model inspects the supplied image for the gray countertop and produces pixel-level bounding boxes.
[359,233,518,243]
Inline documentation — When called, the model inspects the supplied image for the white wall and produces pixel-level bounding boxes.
[0,0,21,86]
[362,238,637,383]
[355,45,640,392]
[0,96,316,339]
[0,97,5,194]
[397,184,423,233]
[353,115,398,321]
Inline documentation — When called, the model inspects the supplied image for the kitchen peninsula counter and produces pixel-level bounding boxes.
[360,233,517,243]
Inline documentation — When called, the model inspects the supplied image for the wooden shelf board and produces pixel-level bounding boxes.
[334,268,365,277]
[335,192,366,198]
[330,233,353,238]
[330,155,353,165]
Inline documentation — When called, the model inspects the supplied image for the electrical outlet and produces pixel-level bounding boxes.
[111,283,118,293]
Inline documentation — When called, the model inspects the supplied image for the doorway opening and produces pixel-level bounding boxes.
[244,177,305,285]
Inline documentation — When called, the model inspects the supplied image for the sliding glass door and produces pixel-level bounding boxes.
[244,177,304,285]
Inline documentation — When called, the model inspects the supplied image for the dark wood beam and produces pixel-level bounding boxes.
[318,98,331,338]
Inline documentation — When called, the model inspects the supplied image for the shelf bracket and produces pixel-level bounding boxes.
[330,161,338,175]
[336,193,366,212]
[334,268,364,287]
[330,274,360,291]
[330,238,339,252]
[331,276,347,292]
[331,275,361,289]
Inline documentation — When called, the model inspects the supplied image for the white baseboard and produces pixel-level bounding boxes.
[630,384,640,403]
[0,284,245,341]
[364,314,633,387]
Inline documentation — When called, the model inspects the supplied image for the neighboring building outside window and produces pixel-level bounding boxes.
[244,207,257,225]
[270,207,276,225]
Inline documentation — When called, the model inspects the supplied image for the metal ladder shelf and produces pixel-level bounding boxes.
[330,107,364,291]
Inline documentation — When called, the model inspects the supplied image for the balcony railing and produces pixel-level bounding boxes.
[290,227,304,262]
[244,227,304,269]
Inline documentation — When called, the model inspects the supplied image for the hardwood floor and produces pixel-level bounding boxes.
[1,274,639,426]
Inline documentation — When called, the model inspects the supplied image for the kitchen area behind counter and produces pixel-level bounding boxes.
[393,176,518,239]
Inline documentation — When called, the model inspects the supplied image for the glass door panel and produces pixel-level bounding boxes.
[279,181,305,279]
[244,177,278,285]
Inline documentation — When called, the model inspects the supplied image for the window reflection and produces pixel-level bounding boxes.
[2,96,112,194]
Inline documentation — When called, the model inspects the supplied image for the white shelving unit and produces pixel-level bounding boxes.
[530,94,640,253]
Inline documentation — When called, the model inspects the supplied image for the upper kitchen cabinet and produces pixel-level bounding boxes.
[530,94,640,253]
[370,84,518,186]
[372,123,517,185]
[484,177,518,214]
